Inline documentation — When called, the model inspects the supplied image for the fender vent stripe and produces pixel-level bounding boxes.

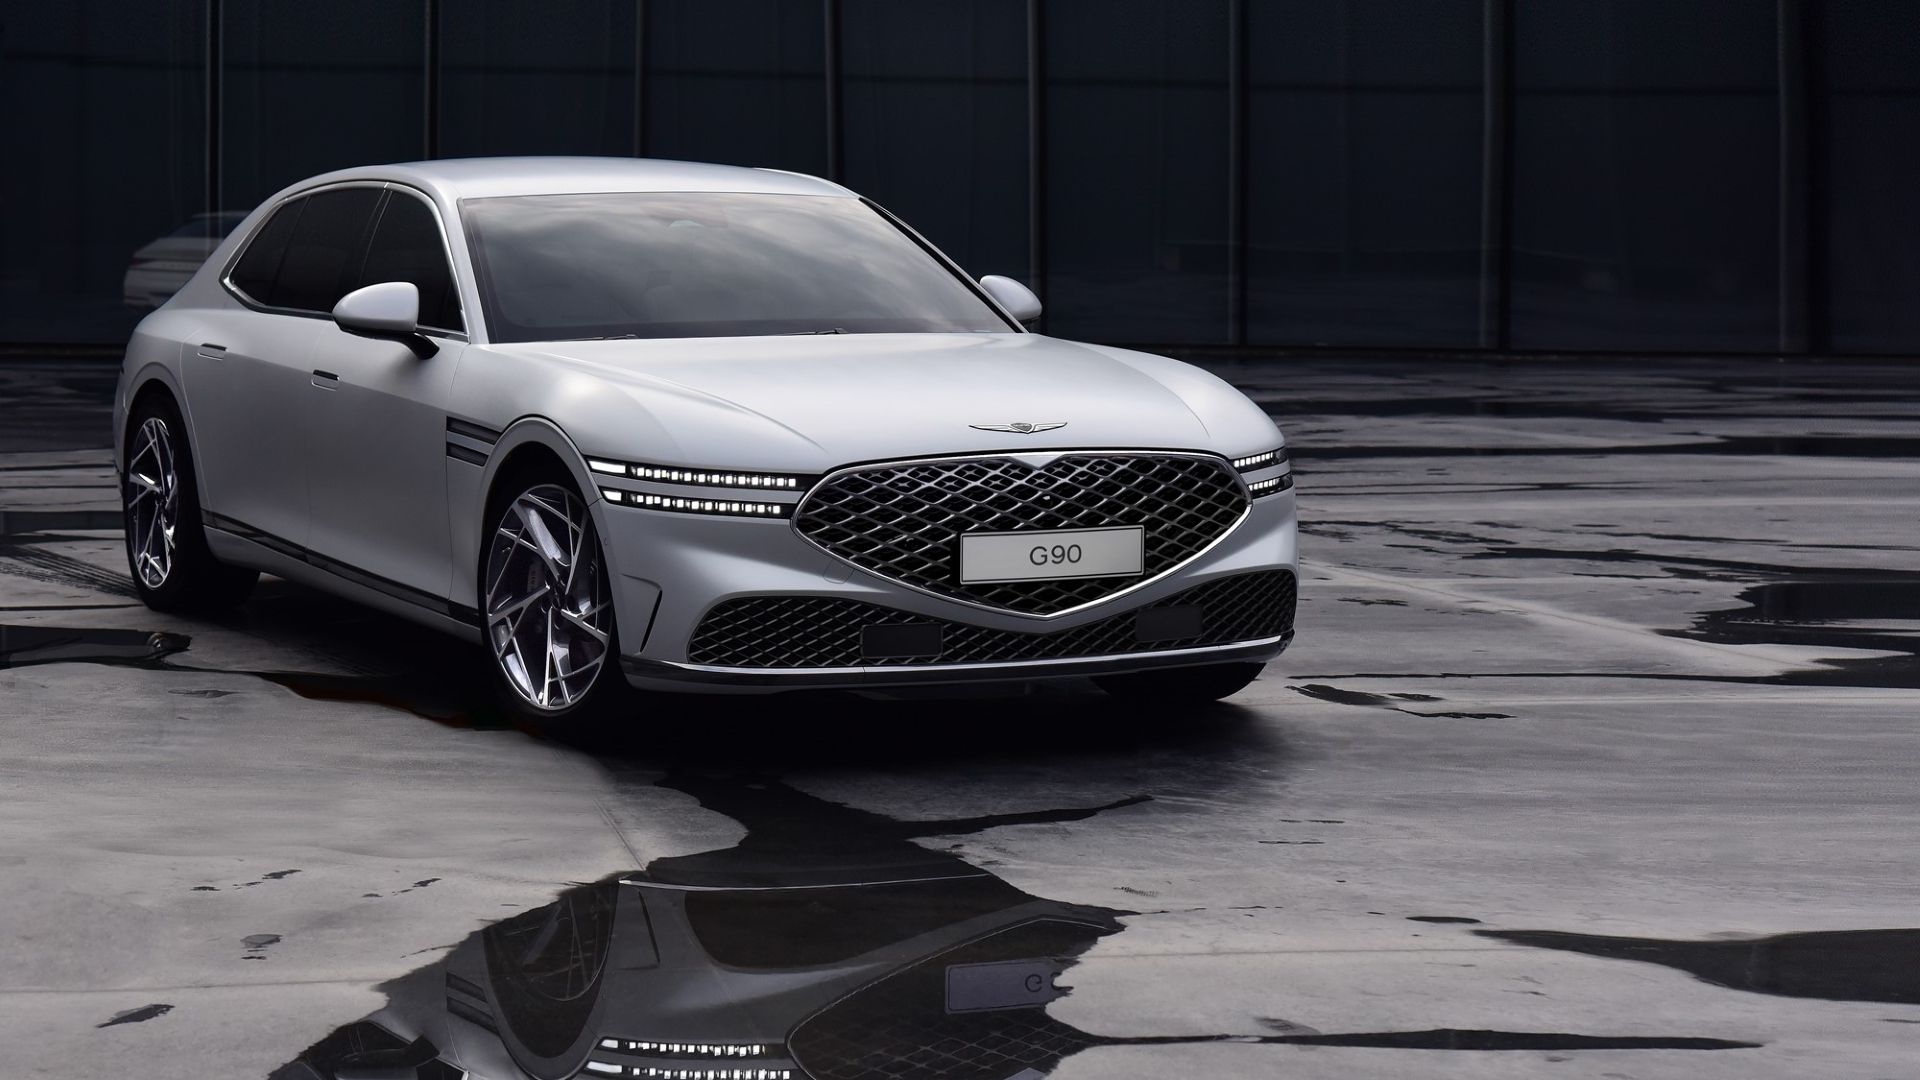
[445,417,502,444]
[445,417,500,467]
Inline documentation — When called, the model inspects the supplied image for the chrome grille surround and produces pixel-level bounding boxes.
[687,570,1295,669]
[791,451,1250,617]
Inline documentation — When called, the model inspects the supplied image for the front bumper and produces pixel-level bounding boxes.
[593,487,1297,694]
[623,633,1292,691]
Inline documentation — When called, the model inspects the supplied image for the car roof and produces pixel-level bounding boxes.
[282,156,855,203]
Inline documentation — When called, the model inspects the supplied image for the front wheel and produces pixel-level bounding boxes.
[122,396,258,612]
[482,478,630,726]
[1095,661,1265,706]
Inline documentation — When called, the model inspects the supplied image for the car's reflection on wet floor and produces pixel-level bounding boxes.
[272,776,1137,1080]
[271,771,1756,1080]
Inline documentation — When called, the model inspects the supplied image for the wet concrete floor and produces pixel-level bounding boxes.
[2,356,1917,1078]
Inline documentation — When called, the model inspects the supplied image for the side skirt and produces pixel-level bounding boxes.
[203,511,484,644]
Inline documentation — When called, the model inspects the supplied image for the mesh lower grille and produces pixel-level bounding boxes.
[686,570,1295,669]
[792,453,1248,615]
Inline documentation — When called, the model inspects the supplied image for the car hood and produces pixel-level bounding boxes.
[485,333,1277,468]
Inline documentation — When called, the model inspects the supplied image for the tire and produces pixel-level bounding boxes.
[122,393,258,612]
[1095,661,1265,705]
[480,466,632,726]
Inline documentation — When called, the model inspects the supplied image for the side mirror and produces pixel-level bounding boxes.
[332,281,437,358]
[979,275,1042,326]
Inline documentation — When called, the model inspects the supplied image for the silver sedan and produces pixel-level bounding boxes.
[114,157,1297,724]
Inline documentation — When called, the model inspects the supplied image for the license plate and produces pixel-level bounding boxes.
[945,959,1065,1013]
[958,526,1144,584]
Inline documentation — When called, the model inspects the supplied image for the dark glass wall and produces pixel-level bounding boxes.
[0,2,204,343]
[1247,0,1487,347]
[4,0,1919,355]
[1819,0,1920,353]
[1045,0,1229,343]
[1511,1,1781,351]
[438,0,636,157]
[841,0,1026,280]
[644,0,826,176]
[220,2,425,210]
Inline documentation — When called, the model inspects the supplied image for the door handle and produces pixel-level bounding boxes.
[196,342,227,360]
[311,369,340,390]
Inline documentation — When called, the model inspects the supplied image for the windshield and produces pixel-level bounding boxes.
[461,192,1014,342]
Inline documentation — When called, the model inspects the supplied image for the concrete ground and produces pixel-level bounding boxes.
[1,355,1916,1079]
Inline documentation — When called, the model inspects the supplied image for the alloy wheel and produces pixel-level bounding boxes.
[125,417,181,590]
[484,484,611,711]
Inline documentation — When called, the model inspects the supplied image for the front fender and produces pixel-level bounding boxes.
[449,414,602,614]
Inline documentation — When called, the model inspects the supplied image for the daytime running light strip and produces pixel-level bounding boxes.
[588,457,806,490]
[585,1066,792,1080]
[602,488,789,517]
[1231,447,1290,472]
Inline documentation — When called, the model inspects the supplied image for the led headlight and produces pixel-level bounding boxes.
[1231,447,1289,472]
[587,457,812,491]
[601,489,791,517]
[598,1040,778,1058]
[1247,474,1293,496]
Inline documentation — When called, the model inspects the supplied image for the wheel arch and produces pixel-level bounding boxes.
[456,415,603,613]
[119,366,203,490]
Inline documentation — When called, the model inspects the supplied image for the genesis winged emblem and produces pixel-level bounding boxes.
[969,421,1068,434]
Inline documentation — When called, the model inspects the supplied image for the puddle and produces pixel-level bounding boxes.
[0,625,188,669]
[1289,683,1512,719]
[1452,550,1920,689]
[97,1003,173,1028]
[255,668,511,729]
[1672,579,1920,688]
[0,508,124,539]
[1296,435,1920,462]
[1483,928,1920,1005]
[275,774,1756,1078]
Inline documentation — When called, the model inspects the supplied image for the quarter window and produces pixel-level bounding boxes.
[359,193,463,333]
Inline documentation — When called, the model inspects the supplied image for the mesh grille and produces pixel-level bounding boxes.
[687,570,1295,669]
[792,453,1248,615]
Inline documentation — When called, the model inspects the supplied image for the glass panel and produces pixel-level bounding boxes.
[841,0,1027,280]
[228,201,303,304]
[1247,1,1486,347]
[360,194,463,333]
[0,2,204,342]
[1511,1,1780,351]
[1045,0,1229,344]
[1819,0,1920,353]
[267,187,382,314]
[643,0,827,175]
[461,193,1010,342]
[221,1,424,210]
[437,0,636,157]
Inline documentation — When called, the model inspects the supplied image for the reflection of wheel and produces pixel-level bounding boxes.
[481,471,627,724]
[483,882,621,1078]
[122,395,257,612]
[1095,661,1264,705]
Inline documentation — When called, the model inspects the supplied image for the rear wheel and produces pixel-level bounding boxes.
[122,395,258,612]
[1096,661,1264,706]
[481,474,630,725]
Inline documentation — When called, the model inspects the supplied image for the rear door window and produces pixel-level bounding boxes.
[358,192,464,333]
[227,202,301,304]
[264,187,383,313]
